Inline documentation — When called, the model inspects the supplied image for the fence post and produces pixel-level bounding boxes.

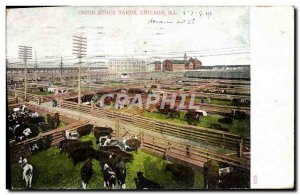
[115,117,120,139]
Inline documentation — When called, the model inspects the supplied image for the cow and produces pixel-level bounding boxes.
[65,130,79,140]
[135,171,164,189]
[218,118,233,124]
[203,160,220,189]
[231,98,250,106]
[77,124,93,137]
[122,138,141,152]
[29,136,53,154]
[68,147,97,165]
[116,159,126,189]
[218,167,250,189]
[81,159,93,189]
[156,103,180,119]
[53,113,60,128]
[13,105,28,113]
[18,157,33,189]
[167,109,180,119]
[102,163,117,189]
[232,110,247,120]
[165,163,195,188]
[38,87,44,92]
[209,124,229,132]
[185,110,201,126]
[93,127,113,144]
[14,124,33,142]
[58,140,92,154]
[100,137,141,152]
[103,149,133,162]
[47,87,57,93]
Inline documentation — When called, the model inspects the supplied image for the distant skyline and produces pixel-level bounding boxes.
[6,6,250,66]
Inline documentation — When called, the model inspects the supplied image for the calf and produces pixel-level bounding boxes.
[136,171,164,189]
[18,157,33,188]
[81,159,93,189]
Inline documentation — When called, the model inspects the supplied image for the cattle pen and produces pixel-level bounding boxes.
[7,71,251,190]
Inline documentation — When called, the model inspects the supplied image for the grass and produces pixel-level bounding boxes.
[10,133,204,190]
[141,112,250,137]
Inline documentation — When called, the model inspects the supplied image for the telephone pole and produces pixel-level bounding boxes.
[18,46,32,101]
[72,35,87,105]
[60,56,63,82]
[35,51,38,84]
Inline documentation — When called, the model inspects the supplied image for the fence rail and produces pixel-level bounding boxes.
[59,100,250,151]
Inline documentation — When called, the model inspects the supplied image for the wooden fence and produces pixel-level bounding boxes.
[59,100,250,152]
[139,133,249,169]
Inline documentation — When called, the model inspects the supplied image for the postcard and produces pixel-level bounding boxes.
[6,6,294,190]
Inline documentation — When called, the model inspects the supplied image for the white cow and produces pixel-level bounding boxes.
[13,105,28,113]
[47,87,57,93]
[219,167,234,177]
[65,130,79,139]
[18,157,33,188]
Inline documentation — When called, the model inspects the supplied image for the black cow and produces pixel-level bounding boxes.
[58,139,81,154]
[203,160,219,189]
[165,163,195,188]
[135,171,164,189]
[185,110,200,126]
[38,87,44,92]
[68,147,97,165]
[218,118,233,124]
[77,124,94,137]
[232,110,247,120]
[209,124,229,132]
[29,136,53,154]
[81,159,93,189]
[59,140,92,154]
[101,146,123,151]
[156,104,180,119]
[116,160,127,189]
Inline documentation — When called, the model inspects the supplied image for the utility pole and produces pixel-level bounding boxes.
[87,61,91,89]
[35,51,38,85]
[18,46,32,101]
[72,35,87,105]
[60,56,63,82]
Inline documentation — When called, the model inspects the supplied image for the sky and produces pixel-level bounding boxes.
[6,6,250,66]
